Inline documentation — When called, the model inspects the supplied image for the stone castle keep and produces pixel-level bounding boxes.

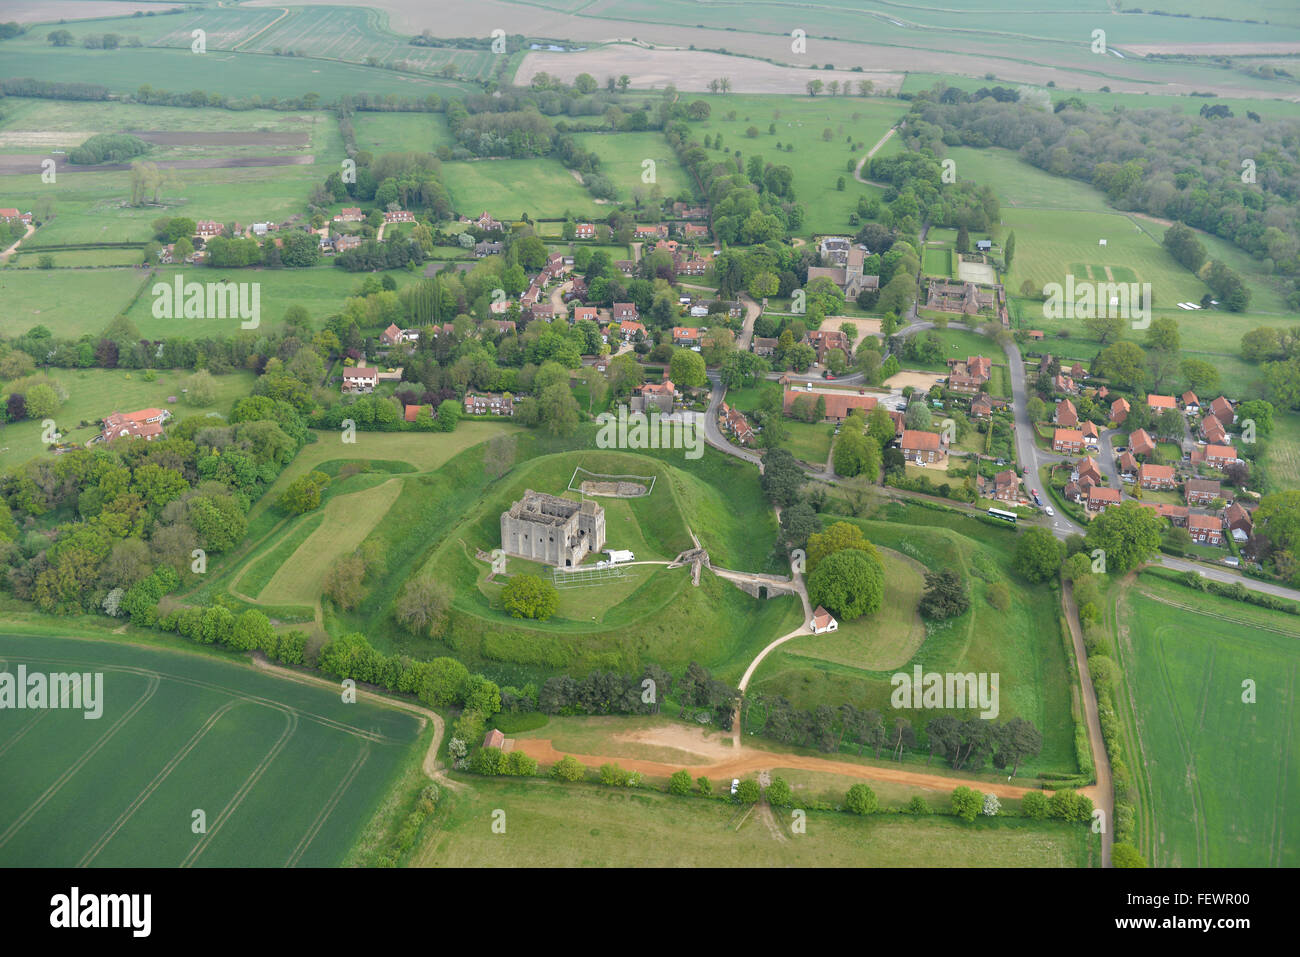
[501,490,606,567]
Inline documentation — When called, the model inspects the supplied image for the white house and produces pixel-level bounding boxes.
[811,605,839,634]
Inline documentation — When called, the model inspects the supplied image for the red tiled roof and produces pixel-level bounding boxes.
[901,429,940,451]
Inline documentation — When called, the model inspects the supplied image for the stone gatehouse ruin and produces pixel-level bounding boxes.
[501,489,606,567]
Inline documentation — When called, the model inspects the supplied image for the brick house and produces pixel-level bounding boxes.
[1111,397,1130,424]
[985,468,1020,504]
[1055,398,1078,427]
[1081,421,1099,445]
[382,209,414,223]
[1138,463,1176,490]
[1184,478,1221,506]
[613,302,638,321]
[672,327,702,348]
[1054,373,1077,395]
[783,388,876,423]
[1140,502,1189,526]
[1188,512,1223,545]
[1117,450,1139,480]
[464,392,514,416]
[1075,456,1103,486]
[805,329,852,365]
[1205,444,1238,469]
[1181,391,1200,414]
[752,337,778,358]
[1087,485,1121,512]
[573,305,598,324]
[195,220,222,237]
[719,401,754,446]
[970,394,994,419]
[900,429,945,464]
[1225,502,1253,541]
[620,319,646,340]
[635,380,676,415]
[333,207,364,222]
[1129,428,1156,458]
[1202,414,1227,445]
[380,323,404,347]
[1209,396,1235,429]
[634,224,667,239]
[341,367,378,394]
[1146,394,1176,412]
[100,408,170,444]
[575,222,596,239]
[1053,428,1084,454]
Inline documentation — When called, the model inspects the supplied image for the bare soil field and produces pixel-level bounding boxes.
[883,370,945,392]
[0,154,316,175]
[129,131,312,147]
[0,0,159,21]
[828,315,882,342]
[1121,42,1300,56]
[518,46,901,95]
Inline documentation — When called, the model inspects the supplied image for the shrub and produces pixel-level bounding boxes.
[550,754,585,781]
[951,785,980,822]
[1112,842,1147,867]
[669,769,693,795]
[1021,790,1049,820]
[906,795,931,815]
[845,783,878,815]
[766,776,792,807]
[501,573,559,621]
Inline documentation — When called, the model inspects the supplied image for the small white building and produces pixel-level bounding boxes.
[606,549,635,564]
[811,605,839,634]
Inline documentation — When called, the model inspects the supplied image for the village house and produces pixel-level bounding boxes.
[970,393,995,419]
[615,259,635,275]
[719,401,755,446]
[634,224,668,239]
[672,327,702,348]
[341,366,379,394]
[0,207,30,223]
[195,220,222,238]
[948,373,983,395]
[1225,502,1253,541]
[613,302,638,321]
[671,202,708,220]
[948,355,992,384]
[633,380,676,415]
[464,392,515,416]
[1129,428,1156,458]
[575,222,596,239]
[752,336,779,358]
[383,210,414,224]
[1081,421,1100,445]
[1188,512,1223,546]
[472,211,504,232]
[380,323,419,347]
[1201,414,1227,445]
[1209,396,1235,429]
[1205,444,1238,469]
[1068,362,1086,381]
[1139,502,1189,527]
[805,329,851,365]
[1111,397,1130,424]
[979,468,1020,504]
[1054,398,1079,427]
[682,223,709,240]
[1184,478,1222,506]
[1053,373,1078,395]
[333,207,364,223]
[620,319,646,341]
[783,386,877,424]
[926,279,997,315]
[900,429,945,464]
[474,240,503,258]
[1074,456,1104,488]
[1053,428,1084,454]
[1117,450,1139,481]
[1181,391,1200,414]
[487,319,516,336]
[1146,393,1176,413]
[573,305,598,324]
[1087,485,1122,513]
[529,302,556,321]
[811,605,839,634]
[808,246,879,299]
[1026,330,1045,341]
[1138,463,1176,490]
[334,235,361,253]
[99,408,170,444]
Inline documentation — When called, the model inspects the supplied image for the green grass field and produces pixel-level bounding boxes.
[1113,574,1300,866]
[412,775,1094,867]
[1264,411,1300,493]
[568,131,693,199]
[0,632,423,867]
[687,94,904,235]
[0,368,256,473]
[440,158,601,219]
[353,112,454,154]
[750,501,1079,778]
[782,548,927,671]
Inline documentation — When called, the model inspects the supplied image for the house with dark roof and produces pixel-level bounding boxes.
[1225,502,1253,541]
[1184,478,1222,506]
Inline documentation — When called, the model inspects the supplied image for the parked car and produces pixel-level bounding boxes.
[1044,506,1055,517]
[823,370,836,380]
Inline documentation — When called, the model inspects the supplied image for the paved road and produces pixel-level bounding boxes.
[704,373,762,466]
[737,293,760,351]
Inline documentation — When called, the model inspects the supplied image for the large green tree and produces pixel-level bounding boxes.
[1085,500,1163,573]
[807,548,884,620]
